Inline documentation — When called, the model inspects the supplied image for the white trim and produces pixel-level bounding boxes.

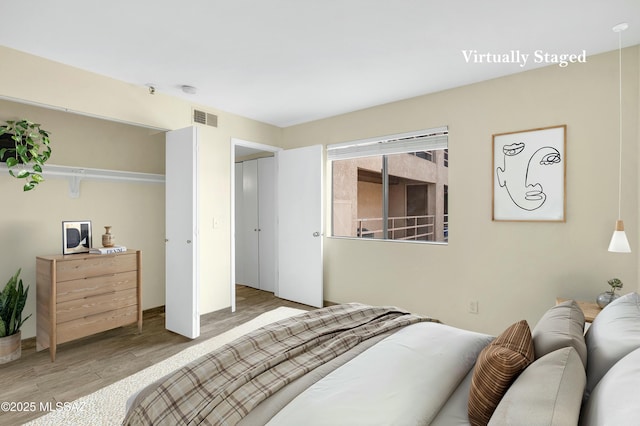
[0,162,165,197]
[327,126,448,160]
[42,164,164,183]
[0,95,170,132]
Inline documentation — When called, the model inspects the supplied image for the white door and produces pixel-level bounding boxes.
[234,163,245,286]
[258,157,276,292]
[277,145,323,307]
[165,126,199,339]
[242,160,260,288]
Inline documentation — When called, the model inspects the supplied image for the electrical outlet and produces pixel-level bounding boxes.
[469,300,479,314]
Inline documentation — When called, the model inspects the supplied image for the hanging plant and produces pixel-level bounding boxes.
[0,119,52,191]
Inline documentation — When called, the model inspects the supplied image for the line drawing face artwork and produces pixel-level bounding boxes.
[493,126,566,221]
[497,143,561,210]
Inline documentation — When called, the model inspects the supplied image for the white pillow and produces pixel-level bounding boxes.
[580,346,640,426]
[489,347,585,426]
[584,292,640,398]
[532,300,586,367]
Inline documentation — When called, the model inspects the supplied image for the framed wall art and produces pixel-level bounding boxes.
[492,125,566,222]
[62,220,92,254]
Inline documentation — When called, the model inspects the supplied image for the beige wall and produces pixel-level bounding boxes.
[0,46,282,339]
[283,47,640,335]
[1,44,638,339]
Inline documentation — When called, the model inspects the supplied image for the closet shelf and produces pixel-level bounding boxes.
[0,163,164,197]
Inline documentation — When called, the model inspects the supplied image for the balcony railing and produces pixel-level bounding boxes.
[357,215,437,241]
[444,213,448,241]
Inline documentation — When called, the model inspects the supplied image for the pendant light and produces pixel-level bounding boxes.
[608,22,631,253]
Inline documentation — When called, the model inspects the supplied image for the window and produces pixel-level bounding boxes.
[412,151,432,161]
[329,127,448,243]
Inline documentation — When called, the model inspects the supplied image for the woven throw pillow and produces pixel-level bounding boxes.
[468,320,534,426]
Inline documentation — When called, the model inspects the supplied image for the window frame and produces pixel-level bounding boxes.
[328,127,448,244]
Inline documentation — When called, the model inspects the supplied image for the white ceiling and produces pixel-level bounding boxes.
[1,1,639,128]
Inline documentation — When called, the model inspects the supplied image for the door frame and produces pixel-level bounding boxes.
[230,138,281,312]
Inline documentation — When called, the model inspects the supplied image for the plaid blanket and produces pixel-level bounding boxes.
[123,303,437,426]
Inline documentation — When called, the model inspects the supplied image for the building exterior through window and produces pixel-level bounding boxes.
[329,128,448,243]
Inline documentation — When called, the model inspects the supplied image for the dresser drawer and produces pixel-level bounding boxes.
[56,305,138,345]
[56,271,137,303]
[55,253,138,282]
[56,287,137,323]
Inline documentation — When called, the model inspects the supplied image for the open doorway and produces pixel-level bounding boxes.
[230,138,281,312]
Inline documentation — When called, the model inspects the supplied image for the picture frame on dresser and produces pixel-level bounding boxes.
[62,220,92,254]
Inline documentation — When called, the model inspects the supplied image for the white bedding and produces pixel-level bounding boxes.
[266,322,492,426]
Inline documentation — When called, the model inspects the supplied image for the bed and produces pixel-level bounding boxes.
[124,294,640,425]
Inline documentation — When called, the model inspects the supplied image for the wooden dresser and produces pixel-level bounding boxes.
[36,250,142,361]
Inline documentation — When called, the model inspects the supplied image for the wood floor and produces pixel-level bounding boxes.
[0,286,312,425]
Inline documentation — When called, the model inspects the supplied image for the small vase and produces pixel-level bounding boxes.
[102,226,115,247]
[596,291,619,308]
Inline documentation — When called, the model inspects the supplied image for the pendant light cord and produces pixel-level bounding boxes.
[617,28,623,221]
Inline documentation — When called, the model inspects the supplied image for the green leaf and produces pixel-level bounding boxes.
[16,170,30,179]
[32,164,42,173]
[23,183,35,191]
[0,269,29,336]
[31,173,44,183]
[6,157,18,167]
[8,300,16,334]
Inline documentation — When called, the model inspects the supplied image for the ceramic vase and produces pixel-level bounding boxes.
[102,226,115,247]
[0,331,21,364]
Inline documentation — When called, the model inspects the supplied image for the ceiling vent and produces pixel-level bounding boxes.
[193,109,218,128]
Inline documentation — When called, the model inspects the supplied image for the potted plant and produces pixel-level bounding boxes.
[0,119,52,191]
[0,269,31,363]
[596,278,623,308]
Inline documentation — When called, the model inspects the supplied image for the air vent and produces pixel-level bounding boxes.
[193,109,218,127]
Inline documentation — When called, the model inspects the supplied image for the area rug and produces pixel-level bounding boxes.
[26,306,306,426]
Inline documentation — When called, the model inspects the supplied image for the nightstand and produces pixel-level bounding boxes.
[556,298,602,323]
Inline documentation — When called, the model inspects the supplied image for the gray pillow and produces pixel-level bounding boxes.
[489,347,585,426]
[532,300,586,367]
[584,292,640,398]
[580,346,640,426]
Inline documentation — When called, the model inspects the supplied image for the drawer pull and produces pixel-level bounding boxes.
[83,307,136,320]
[85,273,119,279]
[84,290,117,299]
